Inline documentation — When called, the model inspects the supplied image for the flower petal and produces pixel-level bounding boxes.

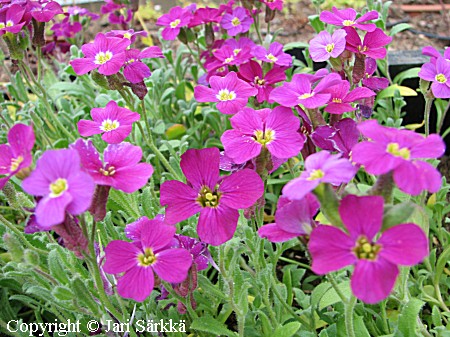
[197,205,239,245]
[218,169,264,209]
[153,248,192,283]
[180,148,220,190]
[117,265,154,302]
[160,180,201,224]
[103,240,141,274]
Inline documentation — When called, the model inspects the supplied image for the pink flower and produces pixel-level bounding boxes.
[309,29,347,62]
[0,4,26,36]
[160,148,264,245]
[283,151,357,200]
[188,7,222,27]
[320,7,379,32]
[345,27,392,60]
[258,193,319,242]
[123,46,164,83]
[51,17,82,38]
[105,29,148,44]
[351,120,445,195]
[238,60,286,103]
[30,1,63,23]
[259,0,284,11]
[22,149,95,229]
[270,73,342,109]
[156,6,193,40]
[220,6,253,36]
[309,195,428,304]
[221,107,305,164]
[70,139,153,193]
[194,71,258,114]
[70,33,130,76]
[77,100,140,144]
[362,57,389,91]
[324,80,375,114]
[67,6,100,20]
[103,219,192,302]
[422,45,450,65]
[0,123,35,189]
[418,57,450,99]
[252,42,292,66]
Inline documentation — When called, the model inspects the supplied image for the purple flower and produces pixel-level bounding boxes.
[345,27,392,60]
[160,148,264,245]
[418,57,450,99]
[238,60,286,103]
[258,193,319,242]
[22,149,95,229]
[221,107,305,164]
[156,6,193,40]
[67,6,100,20]
[351,120,445,195]
[311,118,359,158]
[362,57,389,91]
[103,221,192,302]
[194,71,258,114]
[320,7,379,32]
[283,151,357,200]
[0,4,25,36]
[259,0,283,11]
[70,33,130,76]
[77,100,140,144]
[125,215,166,242]
[252,42,292,66]
[309,195,428,304]
[221,6,253,36]
[172,235,212,271]
[422,45,450,65]
[270,73,342,109]
[123,46,164,83]
[0,123,35,189]
[188,7,222,27]
[70,139,153,193]
[324,80,375,114]
[51,17,82,38]
[105,29,147,44]
[30,1,63,23]
[309,29,347,62]
[211,45,252,68]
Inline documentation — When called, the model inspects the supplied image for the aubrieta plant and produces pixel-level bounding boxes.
[0,0,449,336]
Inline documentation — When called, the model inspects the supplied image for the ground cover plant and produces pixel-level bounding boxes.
[0,0,450,336]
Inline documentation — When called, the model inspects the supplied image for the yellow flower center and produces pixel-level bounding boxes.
[307,169,325,181]
[6,20,13,27]
[386,142,411,160]
[99,166,116,176]
[94,51,113,65]
[233,48,241,55]
[255,76,266,86]
[137,247,157,267]
[332,97,342,103]
[358,45,368,53]
[435,73,447,83]
[216,89,236,101]
[49,178,68,198]
[170,19,181,28]
[123,32,132,39]
[342,19,355,26]
[353,236,382,260]
[253,129,275,145]
[126,58,136,65]
[231,17,241,26]
[299,92,314,100]
[0,23,5,29]
[10,156,24,171]
[100,119,120,132]
[266,53,278,63]
[326,43,335,53]
[224,56,234,63]
[196,186,221,208]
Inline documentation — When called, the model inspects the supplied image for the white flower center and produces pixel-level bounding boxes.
[100,119,120,131]
[49,178,69,198]
[94,51,113,65]
[342,20,355,26]
[231,17,241,26]
[299,92,314,100]
[216,89,236,101]
[170,19,181,28]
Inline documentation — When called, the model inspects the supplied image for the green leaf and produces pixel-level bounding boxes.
[190,316,238,337]
[378,84,418,99]
[48,250,70,284]
[389,23,411,36]
[434,245,450,286]
[273,322,301,337]
[283,42,310,51]
[393,68,420,85]
[319,281,351,310]
[394,298,424,337]
[382,202,416,230]
[52,286,74,301]
[308,15,325,33]
[70,277,100,316]
[353,315,371,337]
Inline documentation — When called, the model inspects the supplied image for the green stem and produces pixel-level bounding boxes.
[278,256,311,270]
[380,300,390,334]
[327,273,348,304]
[424,96,434,137]
[253,14,264,44]
[437,99,450,134]
[344,296,357,337]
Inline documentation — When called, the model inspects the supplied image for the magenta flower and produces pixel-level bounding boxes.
[194,71,258,114]
[418,57,450,99]
[311,118,359,158]
[283,151,357,200]
[77,100,140,144]
[30,1,63,22]
[362,57,389,91]
[320,7,379,32]
[172,235,212,271]
[345,27,392,59]
[238,60,286,103]
[351,120,445,195]
[422,45,450,65]
[212,45,253,67]
[125,215,166,242]
[220,7,253,36]
[22,149,95,229]
[0,124,35,189]
[103,220,192,302]
[0,4,25,36]
[259,0,284,11]
[105,29,148,44]
[70,33,130,76]
[252,42,292,66]
[309,29,347,62]
[67,6,100,20]
[258,193,319,242]
[309,195,428,304]
[70,139,153,193]
[160,148,264,245]
[123,46,164,83]
[51,17,82,38]
[188,7,221,27]
[156,6,193,40]
[324,80,375,114]
[270,73,342,109]
[221,107,305,164]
